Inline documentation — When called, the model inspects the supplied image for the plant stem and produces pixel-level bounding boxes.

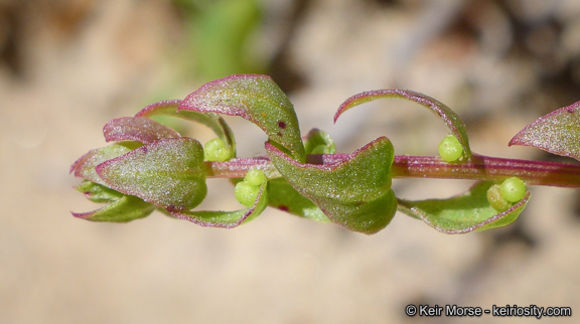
[205,154,580,188]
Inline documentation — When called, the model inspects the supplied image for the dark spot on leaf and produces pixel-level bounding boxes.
[277,132,283,137]
[278,205,289,212]
[278,121,287,129]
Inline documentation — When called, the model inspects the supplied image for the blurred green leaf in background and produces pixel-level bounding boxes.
[173,0,264,81]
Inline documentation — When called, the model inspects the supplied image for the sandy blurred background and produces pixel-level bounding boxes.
[1,0,579,323]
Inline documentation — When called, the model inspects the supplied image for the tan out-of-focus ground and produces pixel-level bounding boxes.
[1,0,579,323]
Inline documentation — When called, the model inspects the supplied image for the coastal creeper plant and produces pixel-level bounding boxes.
[71,74,580,234]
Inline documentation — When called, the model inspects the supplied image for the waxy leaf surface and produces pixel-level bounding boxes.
[509,100,580,161]
[397,181,530,234]
[103,117,180,144]
[136,99,236,155]
[96,138,207,210]
[267,137,396,233]
[179,74,305,161]
[168,182,268,228]
[335,89,472,159]
[70,142,141,185]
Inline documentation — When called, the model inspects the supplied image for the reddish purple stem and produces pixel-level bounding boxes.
[205,154,580,188]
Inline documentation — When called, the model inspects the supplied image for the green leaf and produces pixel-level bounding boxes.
[136,99,236,156]
[72,194,154,223]
[509,100,580,161]
[70,142,142,185]
[267,178,330,223]
[96,138,207,210]
[334,89,472,159]
[303,128,336,155]
[76,180,123,203]
[179,74,306,162]
[103,117,180,144]
[167,182,268,228]
[397,181,530,234]
[267,137,397,233]
[192,0,262,79]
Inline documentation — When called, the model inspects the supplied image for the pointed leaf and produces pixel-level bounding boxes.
[70,142,142,185]
[509,100,580,161]
[136,99,236,155]
[267,178,330,223]
[335,89,471,159]
[103,117,180,144]
[179,74,306,162]
[76,180,123,203]
[267,137,397,233]
[72,195,154,222]
[96,138,207,210]
[397,181,530,234]
[167,182,268,228]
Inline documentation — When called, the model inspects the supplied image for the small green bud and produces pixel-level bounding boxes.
[204,138,233,162]
[487,184,511,212]
[438,134,463,162]
[244,168,267,186]
[500,177,526,203]
[234,181,260,207]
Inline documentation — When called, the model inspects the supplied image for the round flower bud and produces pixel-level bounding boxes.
[244,168,267,186]
[438,134,463,162]
[234,181,259,207]
[487,184,511,212]
[500,177,526,203]
[204,138,233,162]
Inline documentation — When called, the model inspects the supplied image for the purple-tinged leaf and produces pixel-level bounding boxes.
[167,182,268,228]
[135,99,236,156]
[70,142,142,185]
[96,138,207,210]
[179,74,306,162]
[397,181,530,234]
[72,194,154,222]
[103,117,180,144]
[267,137,397,234]
[335,89,472,159]
[509,100,580,161]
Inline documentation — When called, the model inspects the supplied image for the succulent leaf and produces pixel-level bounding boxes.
[397,181,530,233]
[167,182,268,228]
[103,117,180,144]
[266,178,330,223]
[70,142,142,185]
[509,100,580,161]
[96,138,207,210]
[136,99,236,156]
[267,137,396,233]
[76,180,123,203]
[179,74,306,162]
[335,89,472,159]
[72,194,154,222]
